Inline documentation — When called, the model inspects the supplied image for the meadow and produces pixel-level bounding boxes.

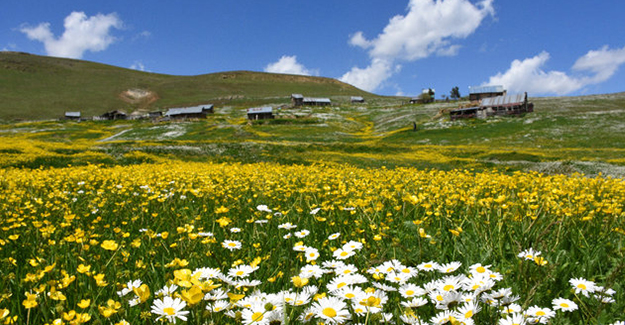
[2,80,625,324]
[0,162,623,325]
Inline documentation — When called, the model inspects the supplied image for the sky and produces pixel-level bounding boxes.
[2,0,625,98]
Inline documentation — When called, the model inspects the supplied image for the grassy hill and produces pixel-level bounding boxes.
[0,51,374,121]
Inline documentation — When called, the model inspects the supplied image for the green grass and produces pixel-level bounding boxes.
[0,52,376,121]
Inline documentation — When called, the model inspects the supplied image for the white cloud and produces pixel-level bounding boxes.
[341,0,494,92]
[130,61,146,72]
[20,11,123,59]
[486,45,625,95]
[264,55,317,76]
[572,45,625,84]
[340,59,398,93]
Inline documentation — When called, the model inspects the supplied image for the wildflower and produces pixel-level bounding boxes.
[418,261,440,272]
[525,306,555,324]
[222,240,242,250]
[98,299,121,318]
[332,248,356,260]
[294,229,310,238]
[241,302,271,325]
[257,205,272,213]
[100,240,119,251]
[328,233,340,240]
[518,248,541,261]
[151,296,190,323]
[278,222,297,230]
[342,240,363,251]
[310,207,321,215]
[229,265,259,278]
[312,296,350,323]
[438,261,462,273]
[399,283,426,299]
[299,264,326,279]
[156,284,179,297]
[499,312,526,325]
[552,298,578,312]
[22,292,38,309]
[77,299,91,309]
[569,277,596,297]
[304,247,320,261]
[230,227,242,233]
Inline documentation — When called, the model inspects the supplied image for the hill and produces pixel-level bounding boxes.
[0,51,374,121]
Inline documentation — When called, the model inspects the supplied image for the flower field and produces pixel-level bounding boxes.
[0,161,623,325]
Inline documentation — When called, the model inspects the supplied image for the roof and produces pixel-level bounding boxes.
[303,97,331,103]
[469,85,505,94]
[291,94,303,99]
[65,111,81,117]
[351,96,364,101]
[451,107,480,113]
[247,106,273,114]
[165,104,213,116]
[481,94,526,107]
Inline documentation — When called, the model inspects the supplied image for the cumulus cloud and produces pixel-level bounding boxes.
[20,11,123,59]
[486,45,625,95]
[130,61,146,72]
[341,0,494,92]
[264,55,318,76]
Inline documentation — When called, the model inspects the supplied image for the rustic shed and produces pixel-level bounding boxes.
[247,106,274,120]
[165,104,214,119]
[468,85,505,101]
[480,93,533,117]
[101,110,127,120]
[449,107,480,121]
[291,94,304,106]
[303,97,331,106]
[351,96,365,103]
[64,111,81,120]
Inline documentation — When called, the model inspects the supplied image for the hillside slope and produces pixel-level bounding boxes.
[0,52,373,121]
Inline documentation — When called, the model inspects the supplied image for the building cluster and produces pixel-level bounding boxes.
[63,93,363,122]
[449,85,533,120]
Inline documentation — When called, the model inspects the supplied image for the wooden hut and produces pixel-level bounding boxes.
[165,104,213,119]
[291,94,304,106]
[468,85,506,101]
[247,106,274,120]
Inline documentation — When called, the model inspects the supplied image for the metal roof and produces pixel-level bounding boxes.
[481,94,525,107]
[165,104,213,116]
[451,106,480,113]
[303,97,331,103]
[247,106,273,114]
[291,94,303,99]
[469,85,505,94]
[65,111,81,117]
[351,96,364,101]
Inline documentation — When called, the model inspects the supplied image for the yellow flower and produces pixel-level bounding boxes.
[215,206,229,214]
[93,273,108,287]
[100,240,119,251]
[77,299,91,309]
[291,276,309,288]
[22,293,38,309]
[77,264,91,274]
[180,285,203,305]
[98,299,121,318]
[132,284,151,304]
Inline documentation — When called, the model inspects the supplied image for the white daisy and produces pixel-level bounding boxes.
[151,296,189,323]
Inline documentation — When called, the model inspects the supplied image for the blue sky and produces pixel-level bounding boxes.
[2,1,625,98]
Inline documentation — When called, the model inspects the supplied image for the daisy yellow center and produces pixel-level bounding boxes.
[436,295,444,301]
[322,307,337,318]
[337,282,346,289]
[525,254,532,259]
[340,252,349,257]
[577,283,587,290]
[424,264,432,268]
[163,307,176,316]
[536,311,546,316]
[465,310,473,318]
[402,268,410,273]
[443,284,454,291]
[476,266,486,273]
[236,271,245,276]
[405,290,414,296]
[228,243,237,247]
[345,293,355,299]
[446,268,453,273]
[472,284,481,290]
[343,270,352,274]
[560,302,569,308]
[252,312,264,321]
